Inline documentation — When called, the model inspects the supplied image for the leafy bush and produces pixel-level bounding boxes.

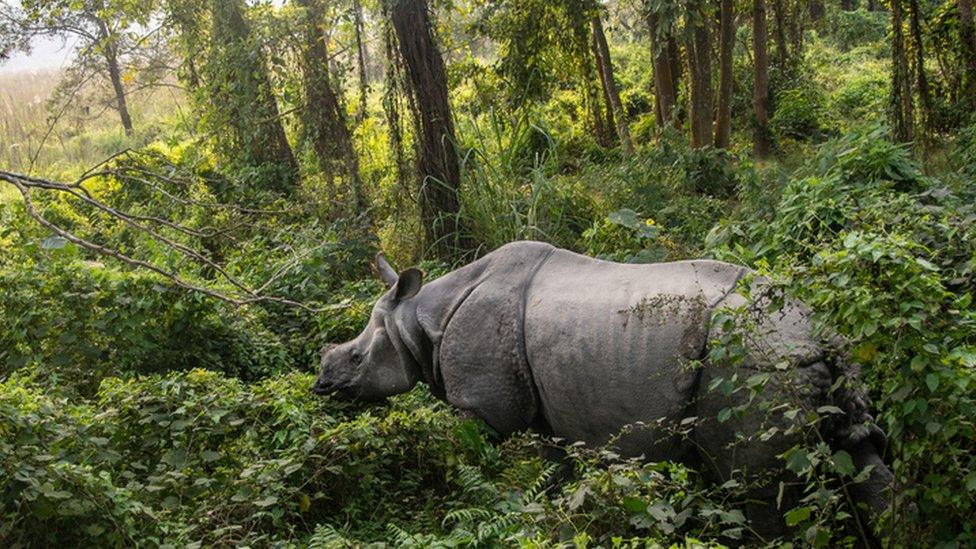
[0,369,738,547]
[772,87,826,141]
[708,129,976,545]
[0,259,290,396]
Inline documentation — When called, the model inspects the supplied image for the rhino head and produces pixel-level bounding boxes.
[312,253,424,401]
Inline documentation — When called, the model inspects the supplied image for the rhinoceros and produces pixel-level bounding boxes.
[312,241,891,538]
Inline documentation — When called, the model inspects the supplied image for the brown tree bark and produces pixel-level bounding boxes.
[960,0,976,95]
[353,0,370,122]
[298,0,364,211]
[648,11,679,130]
[771,0,790,67]
[908,0,933,131]
[810,1,824,22]
[591,14,634,156]
[96,18,133,135]
[686,5,713,148]
[891,0,914,142]
[390,0,468,258]
[752,0,772,157]
[714,0,734,149]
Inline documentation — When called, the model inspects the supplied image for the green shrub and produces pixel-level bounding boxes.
[708,129,976,545]
[772,87,826,141]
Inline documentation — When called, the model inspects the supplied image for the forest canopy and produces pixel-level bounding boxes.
[2,0,976,546]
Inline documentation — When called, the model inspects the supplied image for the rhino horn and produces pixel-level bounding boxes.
[375,252,398,287]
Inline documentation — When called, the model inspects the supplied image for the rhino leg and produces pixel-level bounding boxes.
[692,361,812,541]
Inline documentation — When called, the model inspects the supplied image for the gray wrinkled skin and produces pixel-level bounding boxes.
[314,241,892,538]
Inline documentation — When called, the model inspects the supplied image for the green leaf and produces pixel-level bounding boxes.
[253,496,279,508]
[201,450,222,462]
[608,208,638,229]
[785,506,812,527]
[622,496,647,514]
[832,450,855,476]
[161,449,187,468]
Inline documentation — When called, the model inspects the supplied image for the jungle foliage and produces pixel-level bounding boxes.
[2,0,976,546]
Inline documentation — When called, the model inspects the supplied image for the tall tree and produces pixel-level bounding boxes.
[207,0,299,190]
[714,0,734,149]
[770,0,789,67]
[389,0,467,258]
[907,0,933,131]
[960,0,976,95]
[752,0,772,157]
[685,2,713,148]
[648,9,679,130]
[297,0,364,210]
[890,0,914,142]
[591,12,634,155]
[810,1,824,22]
[353,0,370,122]
[0,0,154,135]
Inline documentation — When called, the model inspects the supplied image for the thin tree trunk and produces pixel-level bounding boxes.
[648,11,679,130]
[891,0,914,142]
[587,33,615,148]
[714,0,734,149]
[353,0,370,122]
[959,0,976,96]
[771,0,790,67]
[908,0,933,131]
[810,1,824,22]
[390,0,468,259]
[299,0,364,211]
[753,0,772,157]
[97,19,133,136]
[591,14,633,156]
[686,7,713,149]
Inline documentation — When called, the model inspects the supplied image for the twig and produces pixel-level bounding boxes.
[0,170,347,313]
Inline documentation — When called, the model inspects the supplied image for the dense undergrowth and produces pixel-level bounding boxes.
[4,123,976,546]
[3,4,976,547]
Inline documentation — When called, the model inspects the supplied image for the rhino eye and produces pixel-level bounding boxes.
[350,350,363,364]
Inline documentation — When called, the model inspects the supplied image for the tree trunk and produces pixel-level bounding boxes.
[714,0,734,149]
[97,19,133,136]
[353,0,370,122]
[390,0,467,259]
[810,1,824,22]
[908,0,933,132]
[841,0,855,10]
[686,6,713,149]
[591,14,633,156]
[771,0,790,67]
[960,0,976,96]
[586,34,614,148]
[752,0,772,157]
[648,11,679,130]
[210,0,299,190]
[299,0,364,211]
[890,0,914,142]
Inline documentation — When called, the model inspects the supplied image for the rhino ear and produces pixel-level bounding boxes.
[394,268,423,301]
[375,252,398,287]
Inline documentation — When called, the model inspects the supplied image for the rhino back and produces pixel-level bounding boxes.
[524,249,748,457]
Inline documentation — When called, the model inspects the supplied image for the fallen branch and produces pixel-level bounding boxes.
[0,163,348,314]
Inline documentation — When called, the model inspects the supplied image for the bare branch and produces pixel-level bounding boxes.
[0,169,347,314]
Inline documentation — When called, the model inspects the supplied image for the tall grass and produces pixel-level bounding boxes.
[456,109,599,252]
[0,69,188,177]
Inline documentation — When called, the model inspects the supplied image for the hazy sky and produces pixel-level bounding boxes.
[1,35,76,74]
